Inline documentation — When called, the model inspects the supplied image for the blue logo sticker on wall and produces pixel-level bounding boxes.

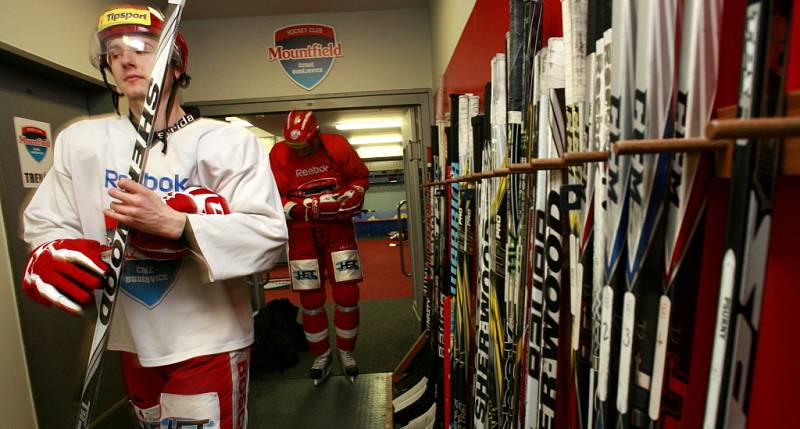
[268,24,343,91]
[19,126,50,162]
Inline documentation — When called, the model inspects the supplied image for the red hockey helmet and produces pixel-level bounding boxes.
[283,110,320,151]
[90,4,189,75]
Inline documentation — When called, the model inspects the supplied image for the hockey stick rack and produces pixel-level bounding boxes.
[710,91,800,177]
[392,330,430,383]
[420,92,800,188]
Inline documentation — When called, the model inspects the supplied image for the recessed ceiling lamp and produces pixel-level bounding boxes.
[356,145,403,159]
[335,119,402,130]
[224,116,253,127]
[349,134,403,145]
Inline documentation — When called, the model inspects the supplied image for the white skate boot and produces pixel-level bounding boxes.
[310,350,332,386]
[338,349,359,383]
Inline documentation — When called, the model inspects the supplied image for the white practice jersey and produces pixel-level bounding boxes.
[23,115,288,367]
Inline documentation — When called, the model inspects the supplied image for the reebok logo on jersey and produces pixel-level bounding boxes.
[295,165,329,177]
[105,169,189,192]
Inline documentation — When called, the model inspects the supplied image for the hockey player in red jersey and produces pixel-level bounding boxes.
[21,5,287,428]
[269,110,369,384]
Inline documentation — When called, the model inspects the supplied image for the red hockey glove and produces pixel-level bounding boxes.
[285,193,341,221]
[128,187,231,260]
[337,185,365,220]
[21,238,110,316]
[317,192,342,220]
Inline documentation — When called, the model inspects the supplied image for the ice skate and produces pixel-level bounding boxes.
[310,351,332,386]
[338,349,359,383]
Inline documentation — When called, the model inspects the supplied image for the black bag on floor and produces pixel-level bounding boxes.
[252,298,307,370]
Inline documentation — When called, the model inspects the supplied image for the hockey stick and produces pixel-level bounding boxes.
[650,0,723,424]
[539,38,567,428]
[621,0,678,426]
[444,92,461,429]
[76,1,187,427]
[473,83,495,429]
[524,46,549,429]
[600,0,636,425]
[500,2,524,427]
[560,1,589,427]
[488,53,508,428]
[703,1,793,427]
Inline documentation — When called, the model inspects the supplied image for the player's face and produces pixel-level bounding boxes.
[287,136,319,156]
[105,35,158,101]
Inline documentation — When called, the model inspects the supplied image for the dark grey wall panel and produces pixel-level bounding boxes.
[0,55,132,428]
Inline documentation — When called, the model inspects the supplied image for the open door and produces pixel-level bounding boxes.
[400,107,426,321]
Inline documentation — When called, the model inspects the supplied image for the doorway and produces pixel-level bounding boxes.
[194,91,431,427]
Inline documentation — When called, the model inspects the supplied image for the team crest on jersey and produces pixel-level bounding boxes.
[104,216,181,308]
[293,176,338,197]
[267,24,343,90]
[121,260,182,308]
[18,126,50,162]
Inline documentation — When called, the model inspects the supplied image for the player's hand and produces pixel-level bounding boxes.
[286,193,341,221]
[106,178,187,240]
[21,239,110,316]
[337,185,365,220]
[126,186,231,260]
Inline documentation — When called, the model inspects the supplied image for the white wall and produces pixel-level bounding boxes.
[0,0,108,83]
[428,0,477,91]
[0,3,435,103]
[181,9,433,103]
[0,199,38,428]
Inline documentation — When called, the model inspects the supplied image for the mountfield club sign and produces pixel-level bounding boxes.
[268,24,343,90]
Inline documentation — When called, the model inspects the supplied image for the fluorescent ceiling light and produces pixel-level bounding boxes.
[349,134,403,145]
[224,116,254,127]
[335,119,402,130]
[229,119,253,128]
[248,127,273,138]
[356,145,403,159]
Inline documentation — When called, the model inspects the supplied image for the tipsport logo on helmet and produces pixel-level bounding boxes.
[97,7,152,31]
[268,24,343,91]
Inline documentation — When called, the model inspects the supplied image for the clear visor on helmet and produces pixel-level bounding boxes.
[286,136,320,155]
[90,33,158,70]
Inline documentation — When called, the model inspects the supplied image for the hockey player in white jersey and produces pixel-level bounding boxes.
[20,4,288,428]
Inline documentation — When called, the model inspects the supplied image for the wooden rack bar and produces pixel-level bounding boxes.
[615,138,731,155]
[706,117,800,140]
[563,150,609,163]
[509,158,566,171]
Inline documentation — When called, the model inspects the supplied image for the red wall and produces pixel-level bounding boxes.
[434,0,565,117]
[786,3,800,92]
[437,0,798,108]
[435,0,508,118]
